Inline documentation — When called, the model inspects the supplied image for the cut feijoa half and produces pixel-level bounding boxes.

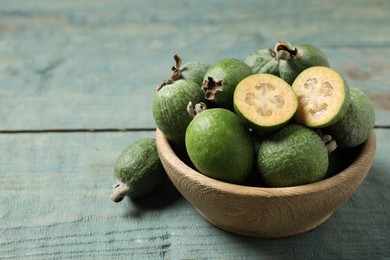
[292,66,350,128]
[233,74,298,132]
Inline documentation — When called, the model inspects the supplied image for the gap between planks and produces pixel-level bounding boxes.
[0,126,388,134]
[0,128,157,134]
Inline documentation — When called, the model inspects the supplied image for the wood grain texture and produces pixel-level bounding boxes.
[0,130,389,259]
[0,0,389,130]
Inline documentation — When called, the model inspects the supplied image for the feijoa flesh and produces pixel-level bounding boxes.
[201,58,253,110]
[185,108,255,183]
[292,66,350,128]
[234,74,298,133]
[323,87,375,148]
[111,138,167,202]
[256,124,328,187]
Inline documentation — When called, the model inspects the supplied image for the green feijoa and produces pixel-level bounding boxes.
[159,55,210,87]
[185,108,255,183]
[201,58,253,110]
[292,66,351,128]
[323,87,375,148]
[244,41,330,85]
[180,62,210,86]
[244,48,279,77]
[256,124,328,187]
[111,138,167,202]
[153,79,206,146]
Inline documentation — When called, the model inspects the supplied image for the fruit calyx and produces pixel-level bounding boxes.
[316,129,338,154]
[111,181,130,203]
[156,54,184,91]
[271,41,301,61]
[187,101,207,119]
[201,76,223,100]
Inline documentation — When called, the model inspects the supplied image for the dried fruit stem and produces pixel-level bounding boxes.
[187,101,207,119]
[156,54,183,91]
[201,76,223,100]
[274,41,299,61]
[316,129,338,154]
[111,181,130,203]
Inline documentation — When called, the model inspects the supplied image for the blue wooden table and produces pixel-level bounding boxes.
[1,0,389,259]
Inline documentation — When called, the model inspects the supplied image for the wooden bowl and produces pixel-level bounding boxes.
[155,128,376,238]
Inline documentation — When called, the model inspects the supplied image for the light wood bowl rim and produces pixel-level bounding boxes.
[156,128,376,198]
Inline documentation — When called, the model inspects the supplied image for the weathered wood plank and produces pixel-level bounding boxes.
[1,47,388,130]
[0,0,389,130]
[0,129,389,259]
[0,1,388,259]
[0,0,389,48]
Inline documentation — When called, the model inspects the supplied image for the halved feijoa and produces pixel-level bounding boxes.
[233,74,298,132]
[292,66,350,128]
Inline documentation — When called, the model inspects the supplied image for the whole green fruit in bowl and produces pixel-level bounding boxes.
[153,79,206,146]
[158,54,210,87]
[244,41,330,85]
[201,58,253,110]
[323,87,375,148]
[256,124,328,187]
[185,107,255,184]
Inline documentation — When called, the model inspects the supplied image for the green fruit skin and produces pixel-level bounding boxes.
[203,58,253,110]
[244,49,279,76]
[323,87,375,148]
[114,138,167,198]
[244,44,330,85]
[256,124,328,187]
[181,61,210,86]
[279,44,330,85]
[234,105,292,134]
[185,108,255,183]
[153,79,206,146]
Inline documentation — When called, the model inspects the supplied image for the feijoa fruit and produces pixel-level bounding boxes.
[185,108,255,183]
[234,74,298,132]
[292,66,351,128]
[323,87,375,148]
[111,138,167,201]
[201,58,253,110]
[244,41,330,85]
[158,55,210,88]
[256,124,328,187]
[153,79,206,146]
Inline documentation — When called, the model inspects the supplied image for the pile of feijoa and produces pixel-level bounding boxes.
[111,41,375,202]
